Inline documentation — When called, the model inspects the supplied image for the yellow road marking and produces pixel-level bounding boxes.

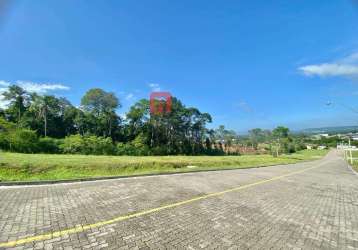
[0,163,323,248]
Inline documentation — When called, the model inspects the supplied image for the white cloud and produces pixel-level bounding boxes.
[0,80,70,109]
[299,52,358,78]
[0,80,70,93]
[148,83,161,91]
[299,63,358,77]
[340,52,358,64]
[0,87,9,109]
[0,100,8,109]
[118,113,127,119]
[16,81,70,93]
[125,93,134,101]
[0,80,10,87]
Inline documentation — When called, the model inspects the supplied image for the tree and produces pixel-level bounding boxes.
[2,85,30,126]
[81,88,121,138]
[81,88,119,114]
[213,125,238,153]
[29,94,70,137]
[272,126,290,156]
[248,128,264,149]
[272,126,289,138]
[126,99,150,141]
[30,94,49,137]
[61,101,79,136]
[124,96,213,155]
[0,87,222,156]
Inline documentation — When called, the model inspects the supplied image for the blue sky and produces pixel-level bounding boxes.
[1,0,358,132]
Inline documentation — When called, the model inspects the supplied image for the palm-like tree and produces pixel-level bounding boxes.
[30,94,51,137]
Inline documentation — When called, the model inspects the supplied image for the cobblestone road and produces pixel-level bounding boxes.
[1,150,358,249]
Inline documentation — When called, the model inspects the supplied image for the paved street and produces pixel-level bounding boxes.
[0,150,358,250]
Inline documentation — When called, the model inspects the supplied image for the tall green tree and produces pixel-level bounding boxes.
[125,97,213,155]
[272,126,289,138]
[126,99,150,141]
[27,94,76,138]
[30,94,50,137]
[2,85,30,126]
[81,88,121,138]
[272,126,290,156]
[29,95,68,137]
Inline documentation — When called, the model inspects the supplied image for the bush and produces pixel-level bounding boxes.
[8,129,39,153]
[60,134,115,155]
[116,133,150,156]
[0,121,62,153]
[0,118,15,151]
[83,136,115,155]
[150,146,168,156]
[60,134,84,154]
[116,143,137,155]
[295,142,306,152]
[0,131,10,151]
[131,133,150,155]
[38,137,62,153]
[286,143,296,154]
[116,142,150,156]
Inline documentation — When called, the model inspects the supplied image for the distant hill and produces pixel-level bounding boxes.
[298,126,358,135]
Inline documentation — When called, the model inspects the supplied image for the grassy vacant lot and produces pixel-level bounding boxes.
[0,150,328,182]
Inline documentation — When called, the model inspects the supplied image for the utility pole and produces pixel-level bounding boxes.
[349,138,353,165]
[326,101,356,165]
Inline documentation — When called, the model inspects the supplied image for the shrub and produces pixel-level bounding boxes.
[8,129,39,153]
[116,142,137,155]
[0,131,10,151]
[60,134,115,155]
[116,144,150,156]
[295,142,306,152]
[150,146,168,156]
[0,118,15,151]
[60,134,84,154]
[38,137,62,153]
[0,118,15,131]
[131,133,150,155]
[83,136,115,155]
[116,133,150,156]
[286,143,296,154]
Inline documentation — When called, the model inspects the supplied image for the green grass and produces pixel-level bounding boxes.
[0,150,328,182]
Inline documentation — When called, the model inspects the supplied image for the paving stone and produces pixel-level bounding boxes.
[0,150,357,249]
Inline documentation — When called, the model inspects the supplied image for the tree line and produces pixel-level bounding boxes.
[0,85,315,156]
[0,85,226,155]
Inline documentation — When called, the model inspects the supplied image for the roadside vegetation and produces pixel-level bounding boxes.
[0,85,334,182]
[0,150,328,181]
[0,85,336,157]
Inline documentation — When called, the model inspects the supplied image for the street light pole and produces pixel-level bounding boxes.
[326,101,357,165]
[349,138,353,165]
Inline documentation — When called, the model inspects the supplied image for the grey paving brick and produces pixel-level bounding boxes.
[0,150,357,249]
